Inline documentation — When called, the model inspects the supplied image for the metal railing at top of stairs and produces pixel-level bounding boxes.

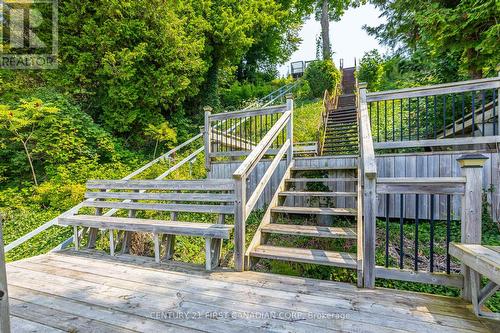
[3,81,301,255]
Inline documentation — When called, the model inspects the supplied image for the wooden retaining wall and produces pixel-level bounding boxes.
[209,151,499,221]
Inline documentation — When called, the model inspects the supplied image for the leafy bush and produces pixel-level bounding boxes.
[304,60,341,98]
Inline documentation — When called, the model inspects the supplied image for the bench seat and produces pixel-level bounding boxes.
[59,215,233,239]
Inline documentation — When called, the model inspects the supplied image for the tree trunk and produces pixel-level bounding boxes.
[202,52,221,110]
[320,0,331,60]
[466,48,482,79]
[22,141,38,186]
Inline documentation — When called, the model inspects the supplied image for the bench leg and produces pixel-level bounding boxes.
[154,233,160,264]
[470,269,481,316]
[205,238,212,271]
[87,228,99,249]
[162,235,175,260]
[121,231,132,254]
[73,226,79,251]
[109,230,115,256]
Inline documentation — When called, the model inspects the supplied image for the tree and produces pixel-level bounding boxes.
[314,1,364,60]
[182,0,287,110]
[145,122,177,159]
[0,100,58,186]
[365,0,499,78]
[357,50,384,91]
[51,0,207,134]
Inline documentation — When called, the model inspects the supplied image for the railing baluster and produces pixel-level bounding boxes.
[384,100,388,141]
[430,194,435,273]
[452,94,456,137]
[385,193,390,268]
[425,96,429,139]
[481,91,486,136]
[471,92,475,137]
[446,194,451,274]
[399,194,404,269]
[377,101,380,142]
[400,99,403,141]
[416,98,420,140]
[442,95,446,139]
[493,89,497,135]
[461,92,466,135]
[414,194,419,271]
[408,98,411,140]
[433,95,437,138]
[392,100,395,141]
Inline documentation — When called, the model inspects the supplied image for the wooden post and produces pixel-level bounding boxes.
[286,94,294,165]
[497,71,500,135]
[204,106,212,171]
[233,176,246,272]
[0,215,11,333]
[457,154,488,301]
[359,82,377,289]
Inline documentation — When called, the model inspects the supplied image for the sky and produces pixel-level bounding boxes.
[278,3,387,76]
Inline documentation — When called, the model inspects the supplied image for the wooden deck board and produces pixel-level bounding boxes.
[6,250,497,333]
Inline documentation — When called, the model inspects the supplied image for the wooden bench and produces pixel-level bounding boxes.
[449,242,500,319]
[58,179,235,270]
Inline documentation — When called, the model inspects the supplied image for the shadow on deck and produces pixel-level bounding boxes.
[6,250,499,333]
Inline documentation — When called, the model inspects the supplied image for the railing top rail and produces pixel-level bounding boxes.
[233,110,291,179]
[366,77,500,102]
[358,84,377,178]
[209,104,287,121]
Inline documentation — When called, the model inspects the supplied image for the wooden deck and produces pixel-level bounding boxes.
[6,250,499,333]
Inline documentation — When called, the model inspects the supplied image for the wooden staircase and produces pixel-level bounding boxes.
[247,163,360,271]
[322,67,359,155]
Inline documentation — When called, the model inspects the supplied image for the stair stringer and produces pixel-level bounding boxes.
[244,161,294,270]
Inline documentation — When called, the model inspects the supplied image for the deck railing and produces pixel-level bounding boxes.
[366,76,500,149]
[232,96,293,271]
[357,83,378,288]
[318,84,339,155]
[375,155,486,290]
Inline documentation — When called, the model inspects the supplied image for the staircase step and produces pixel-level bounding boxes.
[286,178,357,183]
[271,206,357,216]
[250,245,357,268]
[261,224,357,239]
[279,191,357,197]
[291,166,357,171]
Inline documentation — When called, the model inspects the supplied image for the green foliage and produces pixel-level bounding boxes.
[304,60,341,98]
[357,50,384,91]
[52,0,207,134]
[293,100,323,142]
[366,0,500,78]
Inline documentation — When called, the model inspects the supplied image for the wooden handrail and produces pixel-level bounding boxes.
[357,82,377,288]
[233,96,294,271]
[366,77,500,102]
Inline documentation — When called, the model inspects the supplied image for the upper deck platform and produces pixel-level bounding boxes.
[6,250,498,332]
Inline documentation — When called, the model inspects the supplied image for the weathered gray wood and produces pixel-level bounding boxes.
[359,85,377,177]
[286,177,358,183]
[376,177,466,195]
[233,176,246,272]
[271,206,357,216]
[279,191,357,197]
[261,224,357,239]
[374,267,463,288]
[204,108,212,170]
[374,136,500,150]
[459,157,486,301]
[109,230,115,256]
[250,245,357,268]
[82,201,234,215]
[366,77,500,101]
[450,244,500,286]
[245,139,290,217]
[86,179,235,191]
[59,215,233,239]
[363,174,377,289]
[85,191,235,202]
[208,105,286,121]
[286,95,294,165]
[0,216,11,333]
